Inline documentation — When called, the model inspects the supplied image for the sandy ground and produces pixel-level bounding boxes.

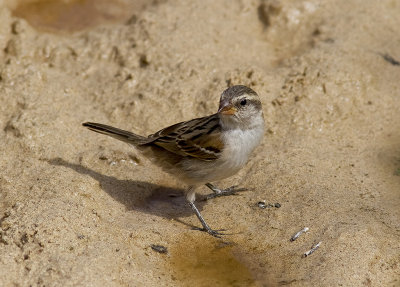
[0,0,399,286]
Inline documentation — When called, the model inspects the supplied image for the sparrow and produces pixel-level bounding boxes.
[83,85,265,237]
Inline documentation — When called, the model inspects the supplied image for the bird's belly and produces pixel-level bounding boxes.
[179,127,263,184]
[179,157,244,184]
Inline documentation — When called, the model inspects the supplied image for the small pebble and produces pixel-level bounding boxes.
[257,201,281,209]
[151,244,168,254]
[258,201,267,208]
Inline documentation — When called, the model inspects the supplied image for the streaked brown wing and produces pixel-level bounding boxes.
[148,114,223,161]
[176,115,223,160]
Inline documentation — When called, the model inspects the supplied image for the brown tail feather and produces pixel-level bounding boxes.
[82,122,149,145]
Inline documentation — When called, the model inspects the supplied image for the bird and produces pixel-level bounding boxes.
[83,85,265,237]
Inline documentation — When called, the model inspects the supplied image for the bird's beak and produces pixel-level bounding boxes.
[218,104,237,115]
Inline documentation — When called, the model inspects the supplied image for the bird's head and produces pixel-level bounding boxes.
[218,85,264,129]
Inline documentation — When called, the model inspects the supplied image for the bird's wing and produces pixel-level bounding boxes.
[148,114,224,161]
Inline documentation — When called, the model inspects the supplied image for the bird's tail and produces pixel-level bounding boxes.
[82,122,150,145]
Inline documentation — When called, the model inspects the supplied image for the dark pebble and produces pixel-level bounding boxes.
[151,244,168,254]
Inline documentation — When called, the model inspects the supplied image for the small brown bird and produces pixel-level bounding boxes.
[83,85,264,237]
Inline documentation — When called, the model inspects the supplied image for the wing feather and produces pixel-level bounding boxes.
[146,114,223,161]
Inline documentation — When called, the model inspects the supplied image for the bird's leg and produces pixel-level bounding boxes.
[205,183,248,200]
[186,186,225,238]
[188,202,225,238]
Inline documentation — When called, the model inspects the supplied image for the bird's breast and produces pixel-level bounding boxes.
[178,120,264,184]
[220,124,264,169]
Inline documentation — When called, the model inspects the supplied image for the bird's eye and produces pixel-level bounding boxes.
[240,99,247,106]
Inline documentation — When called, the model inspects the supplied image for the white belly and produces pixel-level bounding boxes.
[180,123,264,184]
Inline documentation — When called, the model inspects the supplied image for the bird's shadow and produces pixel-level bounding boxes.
[47,158,206,227]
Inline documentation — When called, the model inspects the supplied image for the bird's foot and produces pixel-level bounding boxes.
[192,226,227,238]
[188,200,228,238]
[205,183,248,200]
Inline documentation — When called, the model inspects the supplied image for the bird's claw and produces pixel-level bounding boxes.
[192,227,227,238]
[206,185,248,200]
